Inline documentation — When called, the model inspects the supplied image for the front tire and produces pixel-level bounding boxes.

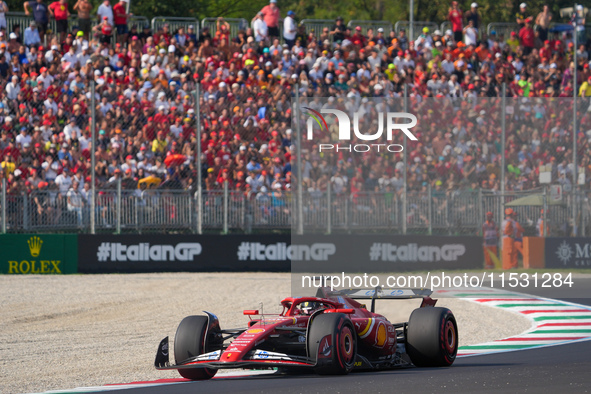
[406,307,458,367]
[174,315,217,380]
[307,313,357,375]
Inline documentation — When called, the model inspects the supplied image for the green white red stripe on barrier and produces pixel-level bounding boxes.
[440,288,591,357]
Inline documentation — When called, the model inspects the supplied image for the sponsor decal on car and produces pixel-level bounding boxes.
[247,328,265,334]
[321,337,331,357]
[196,350,220,361]
[251,350,296,361]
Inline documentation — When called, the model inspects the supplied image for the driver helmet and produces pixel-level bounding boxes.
[300,301,320,315]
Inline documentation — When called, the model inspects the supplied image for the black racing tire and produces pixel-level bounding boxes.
[406,307,458,367]
[307,313,357,375]
[174,315,217,380]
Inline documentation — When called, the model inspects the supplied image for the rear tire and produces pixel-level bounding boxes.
[307,313,357,375]
[174,315,217,380]
[406,307,458,367]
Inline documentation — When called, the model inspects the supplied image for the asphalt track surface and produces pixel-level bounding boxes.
[118,279,591,394]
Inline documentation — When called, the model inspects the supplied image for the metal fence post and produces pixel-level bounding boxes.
[116,178,122,234]
[223,180,228,234]
[402,85,408,235]
[501,83,506,222]
[477,188,483,236]
[295,84,304,235]
[90,80,96,234]
[543,185,548,237]
[428,183,432,235]
[1,178,5,233]
[573,4,579,237]
[195,84,202,235]
[327,182,332,234]
[23,194,29,231]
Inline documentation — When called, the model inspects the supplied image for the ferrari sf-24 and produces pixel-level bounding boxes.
[154,286,458,379]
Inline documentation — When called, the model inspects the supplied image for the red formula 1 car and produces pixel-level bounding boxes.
[154,287,458,379]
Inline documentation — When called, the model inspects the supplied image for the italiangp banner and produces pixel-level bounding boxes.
[545,237,591,269]
[0,234,78,274]
[77,234,292,273]
[292,235,484,273]
[77,234,483,273]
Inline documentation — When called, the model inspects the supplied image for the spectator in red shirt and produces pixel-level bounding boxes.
[257,0,280,39]
[448,1,463,43]
[112,0,128,44]
[48,0,69,43]
[94,16,113,45]
[519,18,535,55]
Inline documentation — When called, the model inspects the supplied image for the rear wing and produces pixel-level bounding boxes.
[316,287,436,312]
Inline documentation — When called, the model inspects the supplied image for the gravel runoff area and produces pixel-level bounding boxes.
[1,273,531,394]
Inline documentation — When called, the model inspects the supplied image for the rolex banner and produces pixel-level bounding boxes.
[0,234,78,274]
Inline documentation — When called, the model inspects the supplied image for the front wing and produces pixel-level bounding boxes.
[154,337,410,372]
[154,337,316,371]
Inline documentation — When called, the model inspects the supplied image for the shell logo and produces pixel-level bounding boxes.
[358,318,374,339]
[247,328,264,334]
[376,323,387,347]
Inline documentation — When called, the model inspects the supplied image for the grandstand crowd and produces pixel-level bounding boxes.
[0,0,590,210]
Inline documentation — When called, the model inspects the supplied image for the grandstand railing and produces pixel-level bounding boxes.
[201,17,249,39]
[6,12,148,47]
[487,22,520,39]
[440,21,452,35]
[300,19,335,43]
[1,186,588,235]
[152,16,199,35]
[347,20,393,35]
[394,21,440,40]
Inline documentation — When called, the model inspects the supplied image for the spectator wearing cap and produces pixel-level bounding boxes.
[283,10,296,49]
[94,15,113,45]
[54,166,72,196]
[5,75,20,100]
[518,16,535,56]
[113,0,129,43]
[574,5,586,44]
[253,12,268,43]
[415,27,433,49]
[5,31,17,54]
[48,0,69,43]
[516,3,528,27]
[258,0,280,39]
[448,1,463,43]
[73,0,92,38]
[185,25,197,45]
[152,131,167,155]
[24,21,40,47]
[24,0,49,42]
[330,16,346,42]
[535,4,552,42]
[464,2,481,32]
